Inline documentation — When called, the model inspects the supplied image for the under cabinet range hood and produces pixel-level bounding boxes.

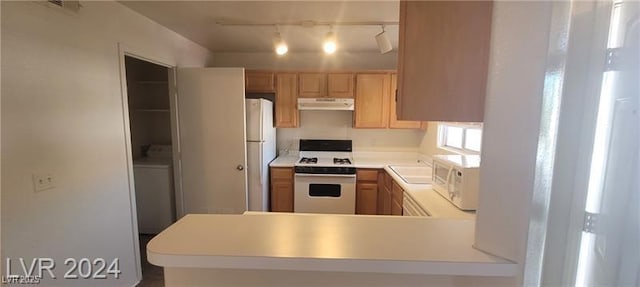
[297,98,354,111]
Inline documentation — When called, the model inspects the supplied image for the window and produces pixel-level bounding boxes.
[438,123,483,154]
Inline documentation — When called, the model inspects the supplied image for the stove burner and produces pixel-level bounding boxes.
[299,157,318,164]
[333,158,352,165]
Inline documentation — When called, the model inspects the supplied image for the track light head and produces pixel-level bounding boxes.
[375,26,392,54]
[323,31,337,54]
[273,32,288,56]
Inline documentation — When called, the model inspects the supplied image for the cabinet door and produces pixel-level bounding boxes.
[391,180,404,216]
[388,73,422,129]
[377,172,385,214]
[354,74,390,128]
[328,73,355,98]
[397,1,492,122]
[383,187,392,215]
[298,73,327,98]
[275,73,299,128]
[392,181,404,205]
[270,181,293,212]
[245,71,275,93]
[391,198,403,216]
[356,182,378,215]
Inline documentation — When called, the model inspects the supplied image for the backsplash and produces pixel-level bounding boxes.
[276,110,425,154]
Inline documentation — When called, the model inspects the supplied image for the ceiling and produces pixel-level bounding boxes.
[120,1,400,53]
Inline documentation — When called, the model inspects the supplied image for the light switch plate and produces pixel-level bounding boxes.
[33,173,56,192]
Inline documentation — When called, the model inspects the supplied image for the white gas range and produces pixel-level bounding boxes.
[294,139,356,214]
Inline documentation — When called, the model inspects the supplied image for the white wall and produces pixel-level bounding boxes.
[1,1,212,286]
[277,111,425,153]
[473,0,553,282]
[212,51,398,70]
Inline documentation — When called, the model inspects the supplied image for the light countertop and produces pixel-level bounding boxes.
[148,213,516,276]
[268,152,473,219]
[269,151,430,168]
[383,166,475,220]
[269,155,299,167]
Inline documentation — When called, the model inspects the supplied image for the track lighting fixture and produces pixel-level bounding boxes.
[217,21,399,55]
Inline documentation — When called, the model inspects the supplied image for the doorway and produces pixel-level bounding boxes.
[123,55,175,286]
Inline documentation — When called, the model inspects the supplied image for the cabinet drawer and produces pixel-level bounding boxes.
[271,167,293,180]
[356,169,379,182]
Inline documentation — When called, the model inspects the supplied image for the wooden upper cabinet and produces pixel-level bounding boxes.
[298,73,327,98]
[354,74,390,129]
[275,73,299,128]
[388,73,422,129]
[327,73,355,98]
[245,71,275,93]
[396,1,493,122]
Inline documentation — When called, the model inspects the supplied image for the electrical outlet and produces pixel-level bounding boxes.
[33,173,56,192]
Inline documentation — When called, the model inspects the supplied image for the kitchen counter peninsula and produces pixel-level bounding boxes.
[147,213,517,287]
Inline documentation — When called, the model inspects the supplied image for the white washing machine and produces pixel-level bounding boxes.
[133,145,175,234]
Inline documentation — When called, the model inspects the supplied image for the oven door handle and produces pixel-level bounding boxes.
[294,173,356,178]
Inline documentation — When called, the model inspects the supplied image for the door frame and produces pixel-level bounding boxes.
[116,43,182,281]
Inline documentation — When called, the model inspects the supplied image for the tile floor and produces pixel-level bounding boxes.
[136,234,164,287]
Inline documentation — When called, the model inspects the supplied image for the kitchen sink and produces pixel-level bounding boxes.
[388,165,432,184]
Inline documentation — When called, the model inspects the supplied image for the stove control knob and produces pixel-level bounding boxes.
[236,164,244,171]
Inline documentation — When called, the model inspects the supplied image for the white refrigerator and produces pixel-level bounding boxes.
[245,99,276,211]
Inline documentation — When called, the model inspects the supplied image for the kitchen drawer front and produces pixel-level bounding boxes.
[271,167,293,180]
[356,169,379,182]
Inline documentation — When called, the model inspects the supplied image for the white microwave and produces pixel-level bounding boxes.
[432,155,480,211]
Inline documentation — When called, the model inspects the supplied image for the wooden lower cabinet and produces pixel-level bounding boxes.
[270,167,294,212]
[391,181,404,216]
[376,171,393,215]
[356,183,378,215]
[376,171,404,216]
[382,187,392,215]
[377,172,385,214]
[356,169,380,215]
[269,167,403,215]
[391,198,403,216]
